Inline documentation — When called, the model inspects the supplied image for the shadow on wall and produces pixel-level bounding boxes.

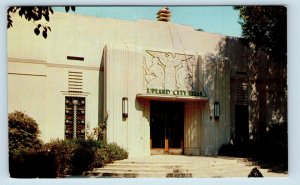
[214,36,287,142]
[199,37,230,155]
[247,51,287,141]
[217,36,287,173]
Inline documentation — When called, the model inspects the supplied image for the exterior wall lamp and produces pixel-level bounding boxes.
[214,101,220,120]
[122,97,128,118]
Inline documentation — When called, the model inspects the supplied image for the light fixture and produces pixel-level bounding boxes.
[122,97,128,118]
[214,101,220,120]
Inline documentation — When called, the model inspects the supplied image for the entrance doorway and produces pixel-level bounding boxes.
[150,101,184,155]
[235,105,249,144]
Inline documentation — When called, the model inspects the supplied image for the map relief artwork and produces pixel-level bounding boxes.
[144,50,196,92]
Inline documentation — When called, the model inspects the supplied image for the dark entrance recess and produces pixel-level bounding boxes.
[150,101,184,155]
[235,105,249,144]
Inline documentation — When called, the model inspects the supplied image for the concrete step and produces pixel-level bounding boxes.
[113,161,248,167]
[82,155,287,178]
[84,167,194,178]
[84,170,255,178]
[89,168,254,174]
[83,171,193,178]
[91,168,186,173]
[114,159,242,163]
[100,164,250,171]
[109,159,245,164]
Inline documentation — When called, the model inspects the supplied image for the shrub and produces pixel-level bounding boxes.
[10,133,128,177]
[218,122,288,172]
[218,143,235,156]
[10,139,74,178]
[8,111,45,177]
[43,139,78,177]
[41,139,127,176]
[71,139,105,175]
[105,143,128,162]
[92,148,110,168]
[9,149,57,178]
[8,111,42,152]
[90,142,128,169]
[43,139,107,176]
[266,122,287,147]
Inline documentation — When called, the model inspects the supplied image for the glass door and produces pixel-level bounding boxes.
[150,101,184,154]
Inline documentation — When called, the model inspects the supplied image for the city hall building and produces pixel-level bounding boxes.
[7,8,287,157]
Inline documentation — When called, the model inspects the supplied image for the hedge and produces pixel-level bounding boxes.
[9,111,128,178]
[10,139,128,178]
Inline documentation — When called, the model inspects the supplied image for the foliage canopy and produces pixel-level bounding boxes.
[234,6,287,60]
[9,111,42,152]
[7,6,75,38]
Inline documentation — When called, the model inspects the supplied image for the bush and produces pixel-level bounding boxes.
[71,139,105,175]
[218,122,288,172]
[9,111,42,152]
[91,148,110,168]
[9,149,57,178]
[105,143,128,162]
[8,111,45,177]
[266,122,287,147]
[42,139,78,177]
[43,139,109,176]
[218,143,235,156]
[8,111,129,177]
[90,143,128,168]
[41,139,128,177]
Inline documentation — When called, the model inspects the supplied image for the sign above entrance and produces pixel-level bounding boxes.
[147,88,205,97]
[136,93,208,102]
[143,50,209,100]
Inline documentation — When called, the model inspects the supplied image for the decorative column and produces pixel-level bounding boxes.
[72,99,79,139]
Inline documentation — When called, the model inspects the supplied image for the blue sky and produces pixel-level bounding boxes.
[54,6,242,37]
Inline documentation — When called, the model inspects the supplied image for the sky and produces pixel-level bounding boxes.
[54,6,242,37]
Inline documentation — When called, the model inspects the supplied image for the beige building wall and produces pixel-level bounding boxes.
[8,12,232,156]
[103,43,231,156]
[8,58,48,140]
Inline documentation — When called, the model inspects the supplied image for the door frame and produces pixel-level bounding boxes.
[150,101,184,155]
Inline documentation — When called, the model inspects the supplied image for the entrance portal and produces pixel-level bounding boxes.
[150,101,184,155]
[235,105,249,144]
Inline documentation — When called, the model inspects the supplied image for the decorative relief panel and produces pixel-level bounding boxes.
[144,50,197,91]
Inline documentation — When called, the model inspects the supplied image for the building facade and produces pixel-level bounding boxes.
[7,11,287,157]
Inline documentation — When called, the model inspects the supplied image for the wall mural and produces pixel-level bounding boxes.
[144,50,196,92]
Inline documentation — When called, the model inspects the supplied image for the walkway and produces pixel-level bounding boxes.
[83,155,287,178]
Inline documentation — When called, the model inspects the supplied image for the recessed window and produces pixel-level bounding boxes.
[67,56,84,61]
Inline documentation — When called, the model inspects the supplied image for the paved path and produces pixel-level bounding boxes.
[83,155,288,178]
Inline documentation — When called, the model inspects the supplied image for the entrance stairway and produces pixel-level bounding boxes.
[82,155,287,178]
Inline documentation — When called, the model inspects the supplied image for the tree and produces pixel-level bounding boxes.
[234,6,287,141]
[234,6,287,61]
[9,111,42,152]
[7,6,75,38]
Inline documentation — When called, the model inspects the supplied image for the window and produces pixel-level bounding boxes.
[67,56,84,61]
[65,97,86,139]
